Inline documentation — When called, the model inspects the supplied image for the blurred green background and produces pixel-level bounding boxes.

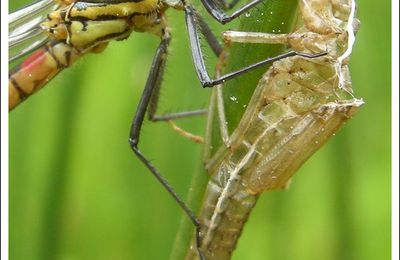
[9,0,391,260]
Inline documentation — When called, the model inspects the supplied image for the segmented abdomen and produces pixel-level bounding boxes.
[9,41,80,110]
[197,152,259,259]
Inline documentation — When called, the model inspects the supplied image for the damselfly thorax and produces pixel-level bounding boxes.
[42,0,171,50]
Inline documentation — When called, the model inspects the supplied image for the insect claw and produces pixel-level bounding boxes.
[195,225,205,260]
[295,51,328,59]
[202,81,214,88]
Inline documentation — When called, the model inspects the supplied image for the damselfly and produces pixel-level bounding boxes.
[186,0,362,258]
[8,0,327,258]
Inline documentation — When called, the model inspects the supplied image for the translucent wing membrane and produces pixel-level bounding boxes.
[9,0,60,62]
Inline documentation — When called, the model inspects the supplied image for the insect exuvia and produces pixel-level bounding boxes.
[8,0,326,258]
[185,0,362,259]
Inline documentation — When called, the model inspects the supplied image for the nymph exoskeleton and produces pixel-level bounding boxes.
[185,0,362,259]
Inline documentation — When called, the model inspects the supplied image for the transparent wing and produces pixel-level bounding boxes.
[9,0,60,62]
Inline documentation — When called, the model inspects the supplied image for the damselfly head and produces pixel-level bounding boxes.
[41,9,68,40]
